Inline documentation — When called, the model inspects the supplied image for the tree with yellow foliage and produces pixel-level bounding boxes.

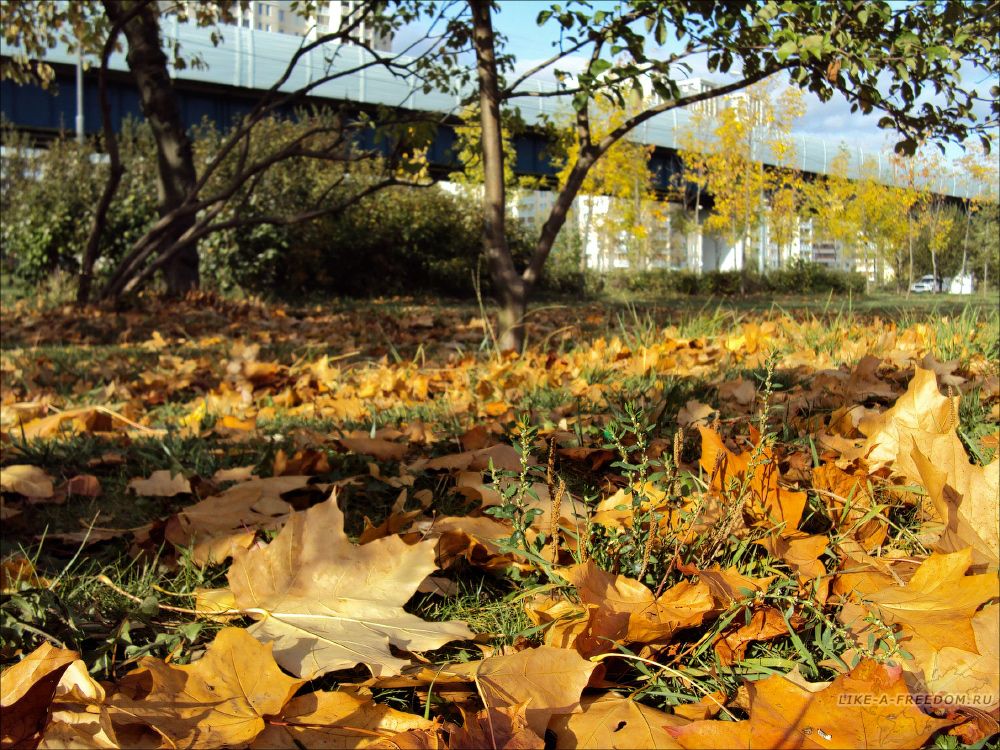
[451,106,522,194]
[552,95,664,271]
[697,81,804,289]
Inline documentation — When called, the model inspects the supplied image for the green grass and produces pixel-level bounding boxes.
[1,296,996,749]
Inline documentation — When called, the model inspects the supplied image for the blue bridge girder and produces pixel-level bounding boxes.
[0,22,988,201]
[0,61,688,195]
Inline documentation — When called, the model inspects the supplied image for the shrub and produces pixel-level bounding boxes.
[600,260,865,298]
[1,115,585,300]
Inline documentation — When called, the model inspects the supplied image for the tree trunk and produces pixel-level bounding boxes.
[105,0,199,296]
[907,213,914,296]
[693,187,702,273]
[864,243,871,293]
[470,0,523,351]
[959,200,971,284]
[78,12,128,305]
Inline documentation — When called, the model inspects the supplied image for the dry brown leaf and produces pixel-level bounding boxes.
[758,533,828,585]
[717,378,756,407]
[671,692,728,722]
[0,642,79,747]
[17,407,116,439]
[669,660,954,749]
[128,470,191,497]
[714,607,793,665]
[228,493,473,678]
[698,427,807,532]
[211,466,258,483]
[677,563,775,613]
[164,475,314,564]
[839,548,999,658]
[524,595,590,650]
[916,603,999,712]
[417,443,523,473]
[39,660,119,750]
[251,689,434,749]
[340,435,408,462]
[108,627,302,749]
[193,587,238,622]
[0,464,55,499]
[912,444,999,570]
[459,424,493,451]
[408,514,526,573]
[1,556,50,592]
[447,703,545,750]
[677,400,716,429]
[853,366,954,481]
[446,645,597,735]
[812,463,887,550]
[548,693,688,749]
[65,474,102,498]
[560,561,713,654]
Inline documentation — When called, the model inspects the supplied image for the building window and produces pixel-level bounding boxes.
[256,21,262,29]
[241,18,249,27]
[265,23,272,32]
[278,9,284,21]
[265,5,271,16]
[257,3,264,13]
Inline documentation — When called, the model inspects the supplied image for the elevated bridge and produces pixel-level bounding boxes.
[1,22,992,200]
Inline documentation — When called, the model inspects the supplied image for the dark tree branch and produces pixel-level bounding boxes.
[76,0,152,304]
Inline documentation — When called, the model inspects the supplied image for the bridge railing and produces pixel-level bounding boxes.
[2,20,995,200]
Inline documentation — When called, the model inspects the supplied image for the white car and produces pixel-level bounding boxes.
[909,275,940,293]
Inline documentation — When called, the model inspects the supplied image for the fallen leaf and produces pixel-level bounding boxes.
[164,475,314,564]
[917,603,999,712]
[548,693,688,748]
[677,400,716,429]
[669,660,953,749]
[340,435,408,462]
[560,561,713,655]
[447,703,544,750]
[228,493,473,678]
[459,424,493,451]
[0,464,55,499]
[839,548,999,658]
[212,466,258,483]
[252,689,433,748]
[128,470,191,497]
[1,556,50,592]
[65,474,102,498]
[698,427,807,532]
[108,628,303,749]
[0,642,79,747]
[446,645,597,735]
[912,444,999,570]
[758,533,828,585]
[677,563,774,613]
[714,607,794,665]
[812,463,887,550]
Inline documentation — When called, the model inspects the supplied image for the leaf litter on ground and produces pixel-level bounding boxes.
[1,296,998,748]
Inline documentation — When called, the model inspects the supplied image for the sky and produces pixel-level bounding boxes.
[417,0,999,160]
